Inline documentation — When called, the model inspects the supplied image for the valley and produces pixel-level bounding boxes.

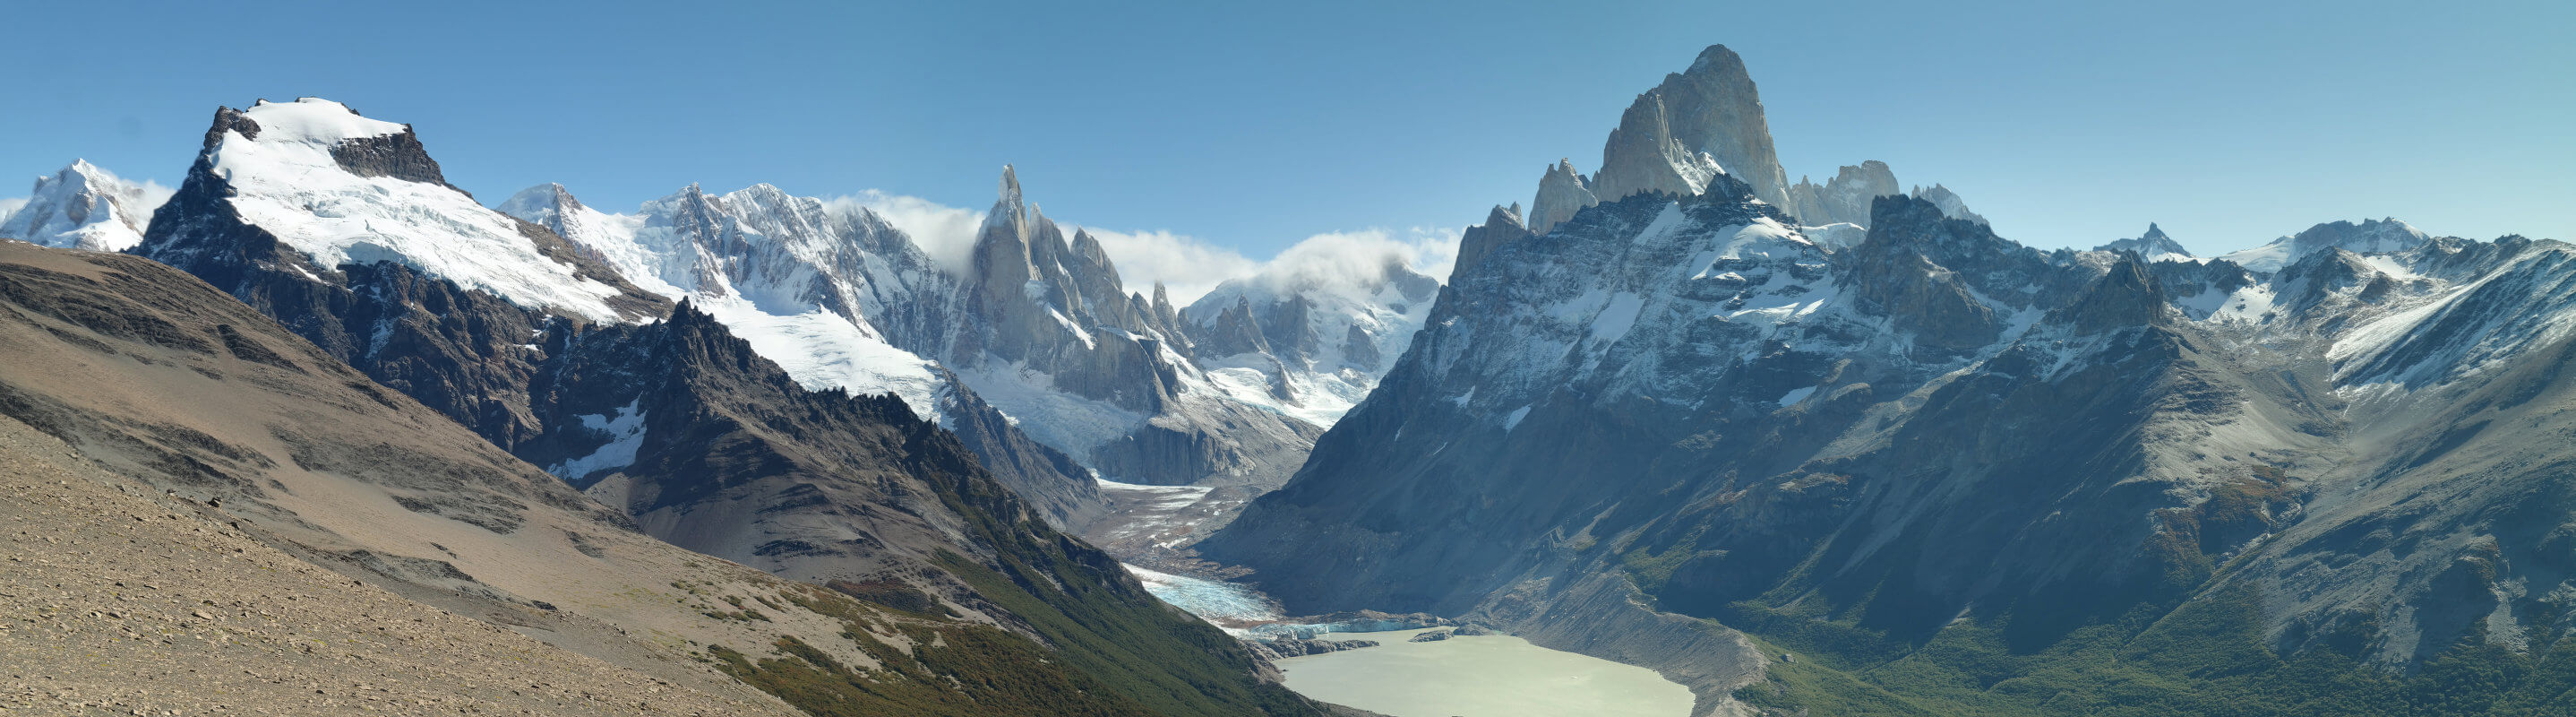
[0,15,2567,717]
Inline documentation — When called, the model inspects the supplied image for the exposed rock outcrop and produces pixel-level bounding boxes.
[1782,160,1899,227]
[1529,159,1599,234]
[1591,45,1791,208]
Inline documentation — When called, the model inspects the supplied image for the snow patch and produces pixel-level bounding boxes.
[693,296,949,422]
[547,400,647,479]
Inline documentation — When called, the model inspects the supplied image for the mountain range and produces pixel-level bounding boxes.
[4,42,2572,717]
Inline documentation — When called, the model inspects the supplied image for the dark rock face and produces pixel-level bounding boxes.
[1453,204,1533,274]
[329,128,460,194]
[133,107,669,451]
[1406,630,1452,643]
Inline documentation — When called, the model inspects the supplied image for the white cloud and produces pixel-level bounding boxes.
[133,179,176,215]
[0,196,25,223]
[830,189,988,273]
[1073,227,1262,305]
[1252,228,1459,288]
[833,192,1459,307]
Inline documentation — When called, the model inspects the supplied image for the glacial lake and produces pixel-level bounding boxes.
[1274,627,1694,717]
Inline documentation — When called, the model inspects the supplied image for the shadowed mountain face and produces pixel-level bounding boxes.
[1205,44,2576,717]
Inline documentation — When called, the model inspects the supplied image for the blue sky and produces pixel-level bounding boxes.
[2,0,2567,290]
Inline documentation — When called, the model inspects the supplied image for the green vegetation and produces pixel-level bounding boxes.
[708,622,1144,717]
[932,549,1321,717]
[1717,585,2576,717]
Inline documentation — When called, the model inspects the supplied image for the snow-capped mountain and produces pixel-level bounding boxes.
[499,182,954,417]
[164,99,651,322]
[1205,43,2576,712]
[2096,221,2194,261]
[499,180,1106,527]
[941,168,1322,488]
[135,98,669,450]
[1181,242,1441,427]
[0,160,167,251]
[509,169,1329,490]
[2216,216,2429,272]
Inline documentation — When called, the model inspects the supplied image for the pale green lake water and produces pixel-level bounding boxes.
[1274,628,1694,717]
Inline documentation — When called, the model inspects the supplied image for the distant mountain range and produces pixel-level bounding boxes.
[4,42,2572,717]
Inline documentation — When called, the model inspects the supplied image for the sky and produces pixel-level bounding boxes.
[1,0,2568,298]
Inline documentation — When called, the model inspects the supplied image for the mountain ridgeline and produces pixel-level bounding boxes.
[107,98,1331,717]
[6,39,2573,717]
[1203,45,2576,716]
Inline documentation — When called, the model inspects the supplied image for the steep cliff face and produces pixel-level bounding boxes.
[1591,45,1792,208]
[940,168,1324,488]
[1529,159,1598,235]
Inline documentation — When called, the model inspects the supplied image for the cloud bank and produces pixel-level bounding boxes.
[830,189,985,274]
[841,191,1457,307]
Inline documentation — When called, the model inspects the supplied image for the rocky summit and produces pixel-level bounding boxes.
[1203,43,2576,716]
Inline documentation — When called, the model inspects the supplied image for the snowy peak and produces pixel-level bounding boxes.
[150,98,654,324]
[2218,218,2429,272]
[1180,243,1438,426]
[236,98,407,143]
[2096,222,2194,261]
[0,160,165,252]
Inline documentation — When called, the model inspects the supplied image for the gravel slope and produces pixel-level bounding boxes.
[0,412,791,716]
